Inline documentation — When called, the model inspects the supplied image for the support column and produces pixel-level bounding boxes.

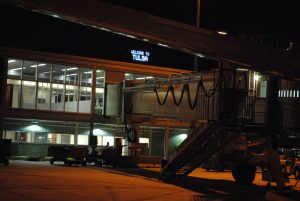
[149,128,152,156]
[74,123,79,145]
[218,60,224,120]
[164,126,170,160]
[88,122,94,146]
[267,76,279,149]
[0,56,6,139]
[193,0,201,72]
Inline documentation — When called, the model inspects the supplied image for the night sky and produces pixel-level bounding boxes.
[0,1,299,70]
[103,0,300,49]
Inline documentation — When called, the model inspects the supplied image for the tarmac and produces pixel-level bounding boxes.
[0,160,299,201]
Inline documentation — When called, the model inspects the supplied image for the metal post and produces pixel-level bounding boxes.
[89,122,94,146]
[194,0,201,72]
[74,123,78,145]
[196,0,201,28]
[218,60,223,120]
[267,76,279,149]
[0,56,7,139]
[164,125,170,160]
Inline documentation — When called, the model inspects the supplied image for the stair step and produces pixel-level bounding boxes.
[161,121,237,178]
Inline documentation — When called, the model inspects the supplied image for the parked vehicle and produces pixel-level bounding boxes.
[280,149,300,179]
[0,139,11,166]
[48,145,88,166]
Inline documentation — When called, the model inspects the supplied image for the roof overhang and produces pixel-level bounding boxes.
[1,0,300,79]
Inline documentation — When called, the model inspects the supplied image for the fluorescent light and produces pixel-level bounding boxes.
[8,59,16,63]
[96,77,104,79]
[145,76,154,79]
[125,73,131,76]
[11,67,23,71]
[84,71,93,74]
[136,77,145,80]
[30,63,46,68]
[96,88,104,93]
[66,73,77,76]
[236,68,248,72]
[62,67,78,71]
[178,134,187,140]
[254,75,260,81]
[96,70,102,72]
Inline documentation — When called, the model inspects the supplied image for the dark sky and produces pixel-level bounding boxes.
[103,0,300,49]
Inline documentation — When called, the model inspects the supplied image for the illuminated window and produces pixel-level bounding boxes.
[139,137,149,144]
[103,136,114,146]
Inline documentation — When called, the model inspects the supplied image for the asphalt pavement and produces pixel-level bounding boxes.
[0,161,299,201]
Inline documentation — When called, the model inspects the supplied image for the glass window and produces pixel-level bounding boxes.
[65,66,79,85]
[37,82,51,110]
[37,63,51,82]
[51,83,64,111]
[96,69,105,87]
[95,69,105,114]
[52,64,65,84]
[7,79,21,108]
[125,73,133,80]
[48,133,61,144]
[61,134,74,144]
[7,59,22,79]
[95,88,104,114]
[4,131,18,142]
[139,137,149,144]
[77,135,89,145]
[22,60,37,80]
[65,84,78,112]
[19,132,33,143]
[103,136,114,146]
[33,132,47,143]
[79,68,92,113]
[21,80,36,109]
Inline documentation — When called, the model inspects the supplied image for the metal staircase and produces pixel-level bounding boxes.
[161,120,238,178]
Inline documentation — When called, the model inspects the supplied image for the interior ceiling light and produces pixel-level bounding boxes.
[11,67,23,71]
[8,59,16,63]
[62,67,78,71]
[30,63,46,67]
[66,73,77,76]
[236,68,249,71]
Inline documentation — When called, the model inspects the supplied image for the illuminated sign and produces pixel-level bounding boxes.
[131,50,150,62]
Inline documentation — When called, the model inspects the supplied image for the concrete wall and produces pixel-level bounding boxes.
[11,143,49,157]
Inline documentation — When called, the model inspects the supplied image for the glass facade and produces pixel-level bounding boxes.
[7,59,105,114]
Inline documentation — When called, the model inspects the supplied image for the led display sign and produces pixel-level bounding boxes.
[131,50,150,62]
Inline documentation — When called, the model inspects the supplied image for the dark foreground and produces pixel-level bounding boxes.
[0,161,299,201]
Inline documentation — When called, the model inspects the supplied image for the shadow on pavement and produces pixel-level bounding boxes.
[90,167,266,201]
[91,166,300,201]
